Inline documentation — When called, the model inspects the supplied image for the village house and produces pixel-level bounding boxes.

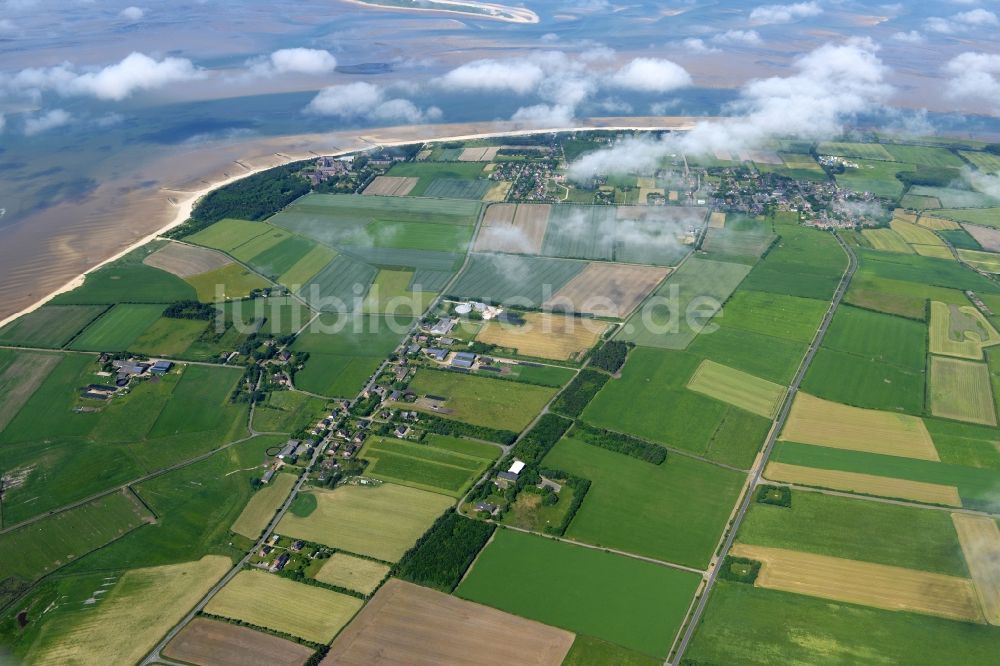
[278,440,299,459]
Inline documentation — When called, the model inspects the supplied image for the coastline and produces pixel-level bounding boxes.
[0,116,698,330]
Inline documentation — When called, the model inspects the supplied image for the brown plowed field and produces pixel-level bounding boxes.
[544,262,669,318]
[731,544,983,623]
[474,203,550,254]
[323,579,574,666]
[143,241,232,277]
[362,176,418,196]
[164,618,314,666]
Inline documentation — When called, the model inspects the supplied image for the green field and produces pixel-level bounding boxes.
[863,228,914,254]
[960,150,1000,172]
[543,433,745,568]
[563,635,660,666]
[737,489,968,576]
[834,160,914,198]
[800,347,925,414]
[299,253,378,312]
[386,161,485,196]
[717,290,827,343]
[276,483,452,562]
[818,142,895,160]
[771,440,1000,511]
[423,178,492,199]
[685,581,1000,666]
[405,369,556,431]
[822,305,927,369]
[617,257,751,349]
[228,226,292,263]
[740,216,847,301]
[701,224,776,263]
[361,269,435,316]
[185,263,270,302]
[687,324,806,385]
[582,347,772,467]
[360,436,493,496]
[363,219,474,252]
[931,207,1000,228]
[230,472,297,539]
[929,355,996,425]
[686,360,785,418]
[506,363,577,387]
[130,317,208,357]
[244,234,316,279]
[186,218,274,253]
[910,186,1000,209]
[0,305,107,348]
[958,248,1000,273]
[51,246,197,306]
[252,390,328,433]
[67,304,166,351]
[276,244,338,288]
[845,273,968,320]
[292,313,409,397]
[0,490,152,606]
[449,254,587,307]
[456,530,701,658]
[883,144,965,167]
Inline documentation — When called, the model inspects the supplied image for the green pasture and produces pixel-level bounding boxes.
[0,305,107,349]
[67,304,165,351]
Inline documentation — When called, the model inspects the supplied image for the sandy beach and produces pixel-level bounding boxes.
[0,116,699,329]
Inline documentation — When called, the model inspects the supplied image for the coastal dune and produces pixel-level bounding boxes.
[0,116,699,328]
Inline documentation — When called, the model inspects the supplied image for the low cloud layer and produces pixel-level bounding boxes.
[435,50,690,126]
[306,81,441,123]
[248,48,338,78]
[926,9,999,35]
[569,39,892,180]
[23,108,71,135]
[3,52,205,102]
[945,52,1000,110]
[749,2,822,25]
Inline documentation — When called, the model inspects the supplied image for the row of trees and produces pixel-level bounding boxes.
[574,423,667,465]
[394,511,495,592]
[588,340,632,374]
[420,413,517,445]
[550,369,609,417]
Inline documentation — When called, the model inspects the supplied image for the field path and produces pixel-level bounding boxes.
[669,232,857,665]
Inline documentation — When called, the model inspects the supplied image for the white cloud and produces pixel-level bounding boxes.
[305,81,439,122]
[679,38,720,54]
[24,108,72,135]
[435,58,545,94]
[569,39,891,179]
[945,51,1000,109]
[0,114,5,133]
[749,2,822,25]
[611,57,692,92]
[926,9,999,34]
[511,103,576,127]
[891,30,924,44]
[4,52,205,101]
[248,48,337,77]
[711,29,763,46]
[120,6,144,21]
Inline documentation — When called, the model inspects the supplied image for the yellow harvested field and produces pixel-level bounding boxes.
[144,241,231,277]
[206,570,363,643]
[475,312,606,361]
[764,462,962,506]
[893,209,918,224]
[891,218,944,246]
[929,301,1000,360]
[929,356,997,426]
[483,181,512,202]
[28,556,231,665]
[913,244,955,260]
[474,203,550,254]
[164,617,314,666]
[458,146,500,161]
[323,579,575,666]
[952,513,1000,624]
[709,212,726,228]
[959,248,1000,274]
[363,176,418,196]
[862,228,913,254]
[731,544,983,623]
[780,393,939,461]
[314,553,390,595]
[276,484,452,562]
[544,262,669,318]
[686,359,785,419]
[230,472,296,539]
[919,215,961,230]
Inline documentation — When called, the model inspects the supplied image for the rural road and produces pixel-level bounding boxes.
[668,232,857,666]
[140,440,327,666]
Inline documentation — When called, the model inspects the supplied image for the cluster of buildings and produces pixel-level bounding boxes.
[82,357,173,399]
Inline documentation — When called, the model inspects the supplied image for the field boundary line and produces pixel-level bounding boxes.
[767,480,1000,519]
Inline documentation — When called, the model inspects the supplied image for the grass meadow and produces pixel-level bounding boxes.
[68,303,165,351]
[685,581,1000,666]
[360,436,493,497]
[736,489,968,576]
[457,529,701,658]
[0,305,107,348]
[405,369,556,431]
[543,433,745,568]
[230,472,297,539]
[448,253,587,308]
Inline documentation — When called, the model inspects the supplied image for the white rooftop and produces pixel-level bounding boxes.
[508,460,526,475]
